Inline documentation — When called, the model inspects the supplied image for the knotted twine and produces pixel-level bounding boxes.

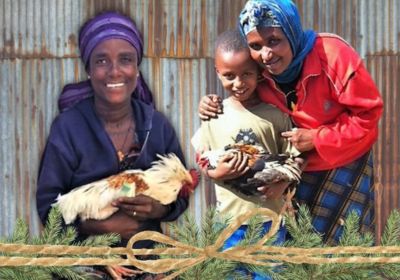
[1,208,400,280]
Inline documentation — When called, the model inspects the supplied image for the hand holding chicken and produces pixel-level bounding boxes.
[198,143,302,196]
[54,153,198,224]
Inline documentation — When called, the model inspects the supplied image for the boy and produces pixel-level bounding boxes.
[192,29,301,278]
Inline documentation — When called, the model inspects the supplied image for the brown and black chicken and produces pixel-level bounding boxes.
[198,143,302,196]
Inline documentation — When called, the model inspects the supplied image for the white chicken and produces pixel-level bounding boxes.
[54,153,198,224]
[198,143,302,196]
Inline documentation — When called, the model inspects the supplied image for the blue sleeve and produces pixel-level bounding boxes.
[36,120,77,225]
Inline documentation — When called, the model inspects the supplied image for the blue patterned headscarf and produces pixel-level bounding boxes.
[58,11,153,112]
[239,0,316,83]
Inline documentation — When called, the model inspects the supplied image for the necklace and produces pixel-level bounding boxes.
[284,89,297,111]
[98,112,135,162]
[116,119,134,162]
[285,89,296,97]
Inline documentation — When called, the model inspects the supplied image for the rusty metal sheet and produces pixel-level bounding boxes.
[366,54,400,239]
[0,55,222,235]
[0,58,83,236]
[1,0,246,59]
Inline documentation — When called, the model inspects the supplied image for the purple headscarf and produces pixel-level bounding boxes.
[58,11,153,112]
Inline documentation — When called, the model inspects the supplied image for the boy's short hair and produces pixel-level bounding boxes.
[215,29,248,54]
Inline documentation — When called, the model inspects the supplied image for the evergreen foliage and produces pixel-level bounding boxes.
[1,206,400,279]
[164,208,242,279]
[0,207,120,280]
[161,208,281,279]
[267,206,400,280]
[160,206,400,280]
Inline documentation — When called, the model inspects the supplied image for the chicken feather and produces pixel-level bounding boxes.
[54,153,197,224]
[198,144,302,196]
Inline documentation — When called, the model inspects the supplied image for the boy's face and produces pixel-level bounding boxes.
[215,49,258,102]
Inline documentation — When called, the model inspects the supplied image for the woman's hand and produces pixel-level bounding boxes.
[281,128,317,152]
[207,152,249,180]
[257,181,291,200]
[198,94,223,120]
[78,210,142,240]
[112,195,169,220]
[106,265,142,280]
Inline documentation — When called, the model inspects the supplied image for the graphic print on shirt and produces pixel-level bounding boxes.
[233,128,259,145]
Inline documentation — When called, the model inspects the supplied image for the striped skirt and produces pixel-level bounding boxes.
[295,151,375,245]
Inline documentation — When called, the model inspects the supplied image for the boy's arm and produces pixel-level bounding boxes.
[192,126,249,181]
[202,152,249,181]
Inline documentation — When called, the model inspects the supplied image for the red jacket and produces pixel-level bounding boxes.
[257,33,383,171]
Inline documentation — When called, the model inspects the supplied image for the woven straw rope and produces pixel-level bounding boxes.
[2,208,400,280]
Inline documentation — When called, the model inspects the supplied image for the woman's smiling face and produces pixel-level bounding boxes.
[89,39,138,106]
[246,27,293,75]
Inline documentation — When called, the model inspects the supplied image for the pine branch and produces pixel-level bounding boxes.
[338,211,374,247]
[235,213,275,278]
[77,232,121,247]
[6,205,395,279]
[0,219,30,257]
[159,206,400,279]
[170,211,199,247]
[198,207,230,248]
[38,206,65,244]
[0,267,51,280]
[240,213,267,246]
[43,267,87,280]
[169,206,400,280]
[184,210,238,280]
[375,209,400,279]
[381,209,400,246]
[7,219,29,244]
[0,207,120,279]
[160,209,246,280]
[275,208,400,280]
[284,205,324,248]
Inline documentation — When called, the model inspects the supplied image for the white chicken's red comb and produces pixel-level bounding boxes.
[178,169,200,198]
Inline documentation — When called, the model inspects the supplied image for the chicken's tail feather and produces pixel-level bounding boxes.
[53,180,121,224]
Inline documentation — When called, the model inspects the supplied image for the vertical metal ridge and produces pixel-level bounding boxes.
[366,53,400,240]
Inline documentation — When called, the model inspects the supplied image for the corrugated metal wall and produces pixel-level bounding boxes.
[0,0,399,240]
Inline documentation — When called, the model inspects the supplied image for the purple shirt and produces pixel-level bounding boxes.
[36,97,188,247]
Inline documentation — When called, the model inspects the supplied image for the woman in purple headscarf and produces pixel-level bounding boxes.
[199,0,383,245]
[36,11,188,279]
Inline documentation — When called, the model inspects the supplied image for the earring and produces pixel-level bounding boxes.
[87,75,91,79]
[136,73,140,77]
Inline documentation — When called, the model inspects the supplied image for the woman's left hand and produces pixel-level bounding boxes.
[281,128,317,152]
[106,265,142,280]
[112,195,169,220]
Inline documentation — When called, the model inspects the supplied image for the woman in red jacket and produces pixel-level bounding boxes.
[199,0,383,244]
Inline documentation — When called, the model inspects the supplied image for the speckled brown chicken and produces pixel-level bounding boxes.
[198,143,302,196]
[54,154,199,224]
